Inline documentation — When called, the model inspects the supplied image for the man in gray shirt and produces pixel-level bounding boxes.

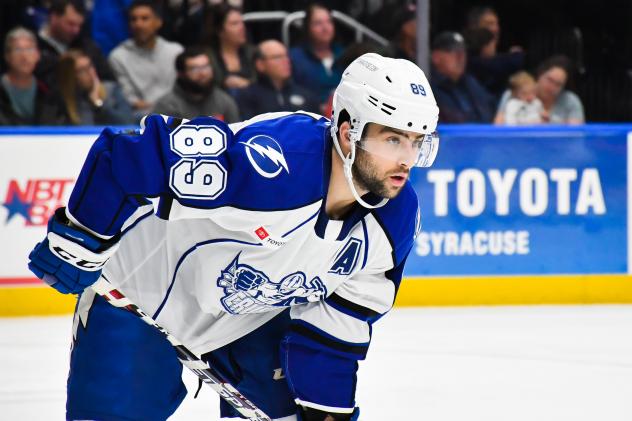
[153,46,239,123]
[108,0,183,119]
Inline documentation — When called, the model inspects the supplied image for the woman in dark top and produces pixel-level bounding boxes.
[289,3,343,111]
[204,4,256,92]
[57,49,133,126]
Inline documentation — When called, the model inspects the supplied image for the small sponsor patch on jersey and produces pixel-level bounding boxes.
[240,135,289,178]
[253,225,287,248]
[255,226,269,240]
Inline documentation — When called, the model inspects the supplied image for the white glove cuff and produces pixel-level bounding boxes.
[47,232,119,271]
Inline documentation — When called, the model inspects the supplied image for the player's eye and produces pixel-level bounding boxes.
[386,136,401,145]
[412,139,424,149]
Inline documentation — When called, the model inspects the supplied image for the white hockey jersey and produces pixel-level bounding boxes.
[69,112,420,411]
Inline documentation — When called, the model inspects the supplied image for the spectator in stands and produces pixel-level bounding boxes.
[494,71,543,125]
[36,0,114,87]
[0,27,68,125]
[289,3,343,111]
[430,31,495,123]
[385,4,417,62]
[57,49,134,125]
[464,6,524,99]
[153,46,239,122]
[495,55,584,124]
[234,39,319,119]
[204,4,256,92]
[357,0,411,41]
[1,2,35,67]
[466,6,502,45]
[167,0,209,47]
[463,28,496,63]
[109,0,183,118]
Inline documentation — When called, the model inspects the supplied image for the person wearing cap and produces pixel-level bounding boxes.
[430,31,495,123]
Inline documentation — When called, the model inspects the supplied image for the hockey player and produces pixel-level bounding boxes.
[27,53,439,421]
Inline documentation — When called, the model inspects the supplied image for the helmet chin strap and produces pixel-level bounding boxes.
[332,124,388,210]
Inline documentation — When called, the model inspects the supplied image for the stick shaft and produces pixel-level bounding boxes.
[91,277,272,421]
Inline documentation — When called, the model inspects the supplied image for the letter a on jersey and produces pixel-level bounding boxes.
[328,238,362,275]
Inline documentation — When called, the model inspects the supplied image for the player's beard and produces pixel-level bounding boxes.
[351,147,408,199]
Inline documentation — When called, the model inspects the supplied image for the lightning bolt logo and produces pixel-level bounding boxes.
[241,135,290,178]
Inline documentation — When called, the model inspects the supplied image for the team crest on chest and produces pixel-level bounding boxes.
[240,135,289,178]
[217,252,326,314]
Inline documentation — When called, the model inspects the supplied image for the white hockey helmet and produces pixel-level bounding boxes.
[330,53,440,208]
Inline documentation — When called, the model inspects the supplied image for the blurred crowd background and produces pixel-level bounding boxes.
[1,0,630,127]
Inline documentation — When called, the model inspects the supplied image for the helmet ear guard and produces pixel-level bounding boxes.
[330,53,440,208]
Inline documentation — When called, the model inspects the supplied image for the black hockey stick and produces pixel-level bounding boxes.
[91,277,272,421]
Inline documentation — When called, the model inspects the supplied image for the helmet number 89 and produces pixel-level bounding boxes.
[410,83,427,96]
[169,125,228,199]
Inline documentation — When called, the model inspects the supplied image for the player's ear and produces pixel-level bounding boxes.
[338,121,352,155]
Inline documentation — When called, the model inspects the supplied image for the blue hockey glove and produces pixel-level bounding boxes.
[28,207,119,294]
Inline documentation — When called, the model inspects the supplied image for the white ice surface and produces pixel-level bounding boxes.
[1,305,632,420]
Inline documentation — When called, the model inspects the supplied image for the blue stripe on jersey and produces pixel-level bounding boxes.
[370,182,418,266]
[385,256,408,296]
[313,207,328,238]
[153,238,262,319]
[325,293,381,323]
[336,202,373,241]
[282,208,320,238]
[313,136,332,239]
[156,196,173,219]
[360,219,369,270]
[289,319,370,358]
[120,209,153,236]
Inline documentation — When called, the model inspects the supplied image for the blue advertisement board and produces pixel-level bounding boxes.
[406,125,630,276]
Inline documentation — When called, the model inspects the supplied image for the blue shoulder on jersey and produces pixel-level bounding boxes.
[67,113,330,236]
[222,112,330,210]
[68,114,185,235]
